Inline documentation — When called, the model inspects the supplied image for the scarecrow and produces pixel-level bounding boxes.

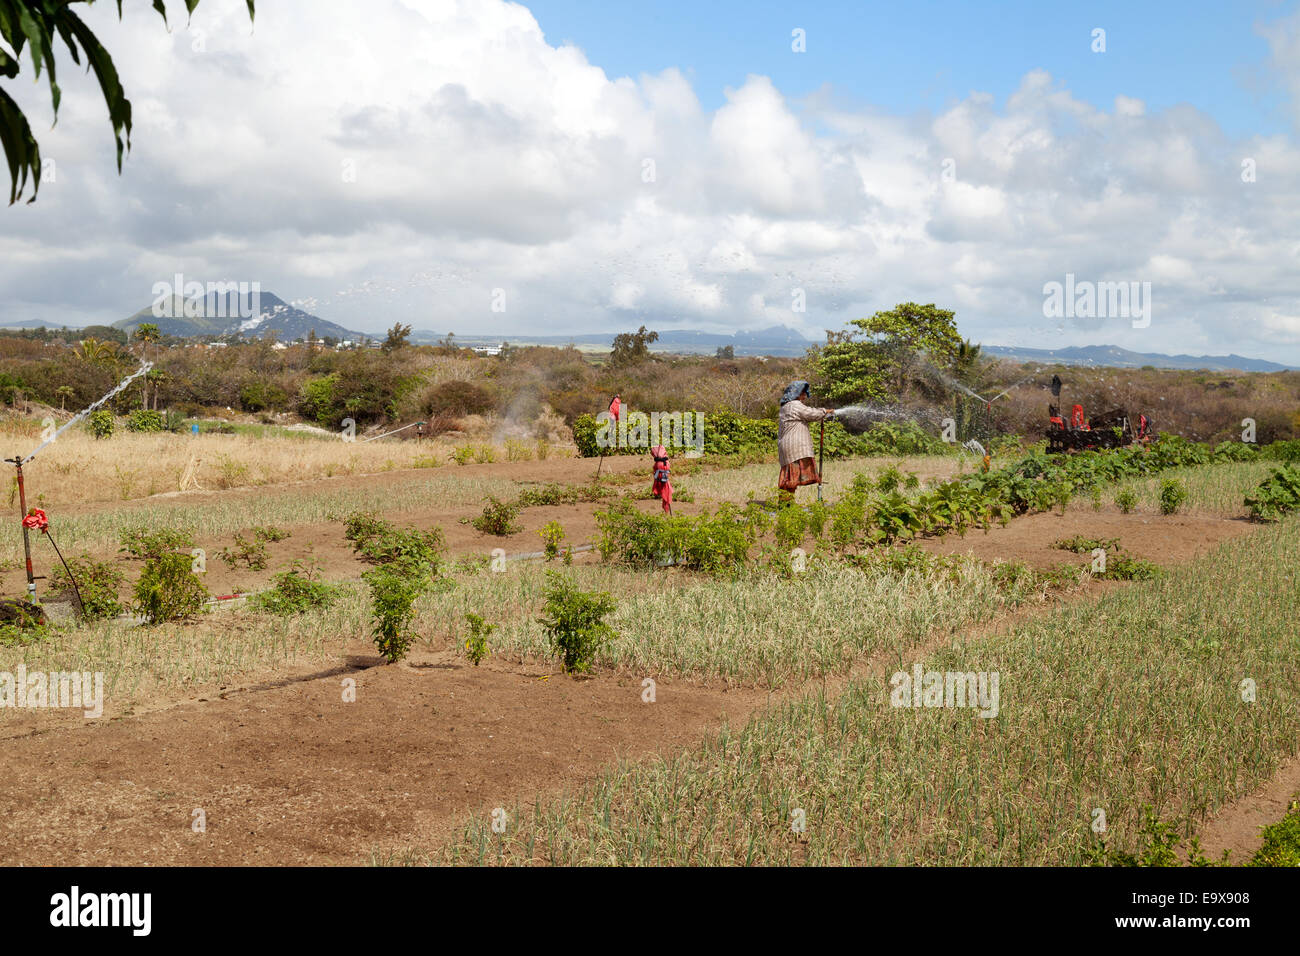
[777,381,833,500]
[609,393,621,424]
[649,444,673,514]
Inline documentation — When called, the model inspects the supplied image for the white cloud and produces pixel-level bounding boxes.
[2,0,1299,363]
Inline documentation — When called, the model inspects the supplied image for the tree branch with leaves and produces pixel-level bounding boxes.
[0,0,254,205]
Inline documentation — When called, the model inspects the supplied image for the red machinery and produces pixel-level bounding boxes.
[1046,375,1150,453]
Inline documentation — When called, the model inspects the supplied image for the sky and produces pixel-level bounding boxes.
[2,0,1300,363]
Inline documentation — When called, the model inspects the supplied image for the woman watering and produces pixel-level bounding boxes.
[777,381,833,502]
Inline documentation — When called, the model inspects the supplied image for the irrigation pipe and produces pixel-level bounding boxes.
[357,420,426,444]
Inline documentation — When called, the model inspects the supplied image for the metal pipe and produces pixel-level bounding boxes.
[12,458,35,600]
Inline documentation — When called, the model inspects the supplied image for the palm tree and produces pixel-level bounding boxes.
[55,385,73,411]
[950,338,991,441]
[134,323,160,409]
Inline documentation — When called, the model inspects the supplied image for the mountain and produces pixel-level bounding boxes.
[982,344,1296,373]
[0,318,85,330]
[115,292,359,341]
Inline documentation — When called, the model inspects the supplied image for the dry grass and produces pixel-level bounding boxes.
[0,418,575,510]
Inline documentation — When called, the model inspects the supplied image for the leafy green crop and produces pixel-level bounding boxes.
[1244,465,1300,522]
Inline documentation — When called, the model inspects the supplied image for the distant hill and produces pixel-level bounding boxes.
[0,318,84,330]
[412,324,817,357]
[114,292,359,341]
[982,344,1296,373]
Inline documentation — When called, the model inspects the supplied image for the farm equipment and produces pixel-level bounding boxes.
[1045,375,1151,453]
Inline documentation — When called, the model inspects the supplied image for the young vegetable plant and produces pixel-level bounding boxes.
[464,613,494,666]
[538,572,617,674]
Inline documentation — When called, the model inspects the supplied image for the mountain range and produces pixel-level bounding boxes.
[980,344,1296,373]
[3,293,1294,370]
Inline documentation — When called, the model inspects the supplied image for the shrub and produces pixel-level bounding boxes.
[806,500,829,539]
[1158,478,1188,515]
[1088,806,1222,867]
[535,439,551,461]
[363,564,427,663]
[343,511,445,571]
[49,554,124,620]
[0,599,50,646]
[1263,439,1300,463]
[218,534,268,571]
[214,454,251,489]
[133,552,208,624]
[1053,536,1121,554]
[595,501,752,573]
[505,439,532,462]
[774,503,808,550]
[343,511,388,546]
[88,409,114,439]
[250,561,339,616]
[126,409,165,433]
[1244,465,1300,522]
[1097,555,1161,581]
[1249,800,1300,866]
[451,445,475,466]
[1115,488,1138,514]
[538,572,616,674]
[473,496,522,536]
[239,381,288,413]
[1212,440,1257,462]
[119,525,195,560]
[473,444,496,464]
[423,380,494,418]
[516,483,611,507]
[464,612,494,666]
[253,525,291,543]
[539,520,565,560]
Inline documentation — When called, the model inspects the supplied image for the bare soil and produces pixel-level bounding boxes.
[1195,754,1300,864]
[0,652,768,865]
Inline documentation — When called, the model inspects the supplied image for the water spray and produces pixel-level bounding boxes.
[8,360,153,602]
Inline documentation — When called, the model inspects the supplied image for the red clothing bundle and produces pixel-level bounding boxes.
[650,445,672,514]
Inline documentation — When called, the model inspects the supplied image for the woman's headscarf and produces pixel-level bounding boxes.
[780,380,811,406]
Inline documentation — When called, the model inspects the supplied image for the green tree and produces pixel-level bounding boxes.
[382,322,412,353]
[813,303,963,404]
[1,1,256,205]
[610,326,659,367]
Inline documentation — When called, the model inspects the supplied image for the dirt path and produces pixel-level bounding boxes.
[0,653,767,865]
[1195,754,1300,864]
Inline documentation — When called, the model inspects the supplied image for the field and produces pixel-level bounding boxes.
[0,414,1296,868]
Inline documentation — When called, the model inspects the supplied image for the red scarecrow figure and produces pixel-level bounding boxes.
[609,393,621,424]
[650,444,672,515]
